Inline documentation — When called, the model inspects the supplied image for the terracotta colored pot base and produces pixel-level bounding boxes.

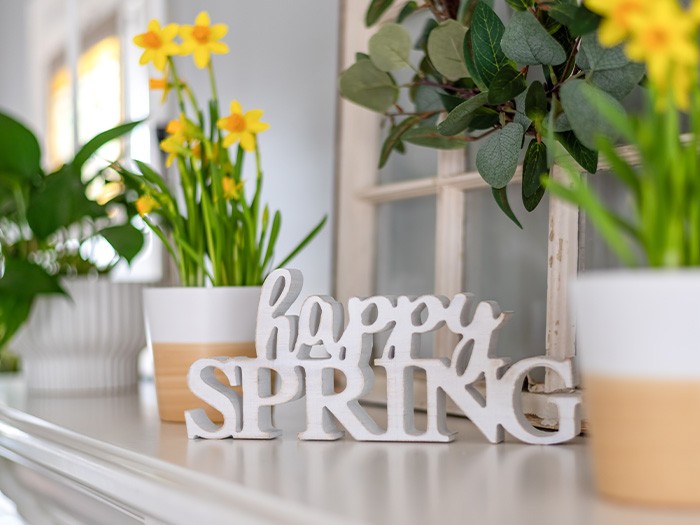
[153,342,256,423]
[585,374,700,507]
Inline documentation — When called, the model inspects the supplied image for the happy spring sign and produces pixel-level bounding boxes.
[186,269,581,444]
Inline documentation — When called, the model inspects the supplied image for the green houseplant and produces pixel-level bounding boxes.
[544,0,700,507]
[339,0,641,225]
[0,111,147,391]
[125,12,326,421]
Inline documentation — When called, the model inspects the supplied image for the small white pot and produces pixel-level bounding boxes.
[143,286,261,422]
[572,270,700,506]
[12,278,146,394]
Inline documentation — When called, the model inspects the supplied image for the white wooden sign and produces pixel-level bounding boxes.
[186,269,581,444]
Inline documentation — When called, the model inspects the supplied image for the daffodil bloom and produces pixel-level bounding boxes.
[160,114,200,166]
[179,12,229,69]
[222,177,244,200]
[136,194,160,216]
[149,75,172,103]
[585,0,652,47]
[133,20,180,71]
[624,2,698,109]
[217,101,269,151]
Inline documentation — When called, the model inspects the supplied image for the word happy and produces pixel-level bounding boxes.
[186,269,581,444]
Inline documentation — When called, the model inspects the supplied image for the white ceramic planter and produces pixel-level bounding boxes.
[143,286,261,422]
[572,270,700,506]
[12,278,146,394]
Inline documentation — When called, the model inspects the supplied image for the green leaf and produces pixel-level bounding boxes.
[369,24,412,72]
[427,20,470,81]
[547,1,601,36]
[554,113,572,132]
[356,52,370,61]
[475,123,524,188]
[525,81,547,131]
[555,131,598,173]
[501,10,566,66]
[559,79,624,150]
[576,34,644,100]
[506,0,533,10]
[468,107,500,131]
[439,92,468,112]
[397,1,418,22]
[513,90,532,131]
[413,85,444,113]
[0,294,33,350]
[469,2,509,86]
[402,126,470,149]
[99,223,145,264]
[26,166,104,239]
[523,184,545,212]
[438,92,489,136]
[0,257,64,296]
[487,65,526,105]
[366,0,394,26]
[339,60,399,112]
[492,187,522,228]
[0,112,41,182]
[522,139,548,197]
[463,28,486,90]
[380,115,426,168]
[415,18,438,51]
[72,120,142,172]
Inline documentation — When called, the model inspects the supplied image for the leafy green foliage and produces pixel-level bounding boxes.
[555,131,598,173]
[369,24,412,72]
[0,113,41,183]
[438,92,489,136]
[501,10,566,66]
[339,60,398,112]
[505,0,533,11]
[366,0,395,26]
[469,2,509,87]
[476,123,524,188]
[492,187,522,228]
[487,65,526,105]
[403,126,470,149]
[547,1,601,36]
[397,1,418,22]
[576,35,644,100]
[99,223,145,264]
[427,20,469,81]
[525,81,547,131]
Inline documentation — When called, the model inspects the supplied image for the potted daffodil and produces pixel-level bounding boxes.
[546,0,700,507]
[122,12,326,422]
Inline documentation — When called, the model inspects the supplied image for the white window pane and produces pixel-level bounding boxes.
[376,196,436,295]
[463,185,549,361]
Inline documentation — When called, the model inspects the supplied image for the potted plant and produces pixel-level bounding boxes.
[0,111,146,393]
[545,0,700,506]
[120,12,326,422]
[339,0,642,225]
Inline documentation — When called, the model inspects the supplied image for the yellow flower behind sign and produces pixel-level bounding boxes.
[180,11,229,68]
[217,101,269,152]
[133,20,180,71]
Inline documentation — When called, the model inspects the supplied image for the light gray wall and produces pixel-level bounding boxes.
[0,1,32,126]
[166,0,339,296]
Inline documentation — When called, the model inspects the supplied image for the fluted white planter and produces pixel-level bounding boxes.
[12,278,146,394]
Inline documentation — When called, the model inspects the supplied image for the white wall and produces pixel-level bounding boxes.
[0,1,33,127]
[165,0,339,296]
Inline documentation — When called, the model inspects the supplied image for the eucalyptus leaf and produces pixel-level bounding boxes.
[427,20,470,81]
[492,187,522,228]
[554,113,572,132]
[576,34,630,72]
[555,130,598,173]
[463,28,487,90]
[439,92,466,112]
[403,126,470,149]
[416,19,438,51]
[501,10,566,66]
[588,64,645,100]
[0,112,41,182]
[369,24,413,72]
[366,0,394,26]
[469,2,509,86]
[547,1,601,36]
[487,65,526,105]
[522,140,548,197]
[523,184,545,212]
[413,85,444,113]
[513,90,532,131]
[339,60,399,112]
[560,79,623,150]
[397,1,418,22]
[475,122,524,188]
[99,223,145,264]
[505,0,533,11]
[577,34,644,99]
[380,115,426,168]
[468,107,500,131]
[438,92,489,136]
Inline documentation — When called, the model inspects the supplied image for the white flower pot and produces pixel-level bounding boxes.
[572,270,700,506]
[12,278,146,394]
[143,286,261,422]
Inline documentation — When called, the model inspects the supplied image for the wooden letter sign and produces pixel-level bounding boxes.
[186,269,581,444]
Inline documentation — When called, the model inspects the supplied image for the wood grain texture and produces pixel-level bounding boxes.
[186,270,581,444]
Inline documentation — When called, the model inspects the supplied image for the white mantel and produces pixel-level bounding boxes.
[0,375,697,525]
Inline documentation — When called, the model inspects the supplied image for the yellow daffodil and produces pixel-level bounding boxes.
[160,114,200,166]
[133,20,180,71]
[585,0,652,47]
[136,194,160,216]
[217,101,269,152]
[222,177,244,200]
[149,75,172,103]
[692,0,700,21]
[624,2,698,108]
[179,12,229,69]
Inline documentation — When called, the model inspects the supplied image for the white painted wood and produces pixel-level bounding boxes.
[186,270,581,444]
[544,165,580,392]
